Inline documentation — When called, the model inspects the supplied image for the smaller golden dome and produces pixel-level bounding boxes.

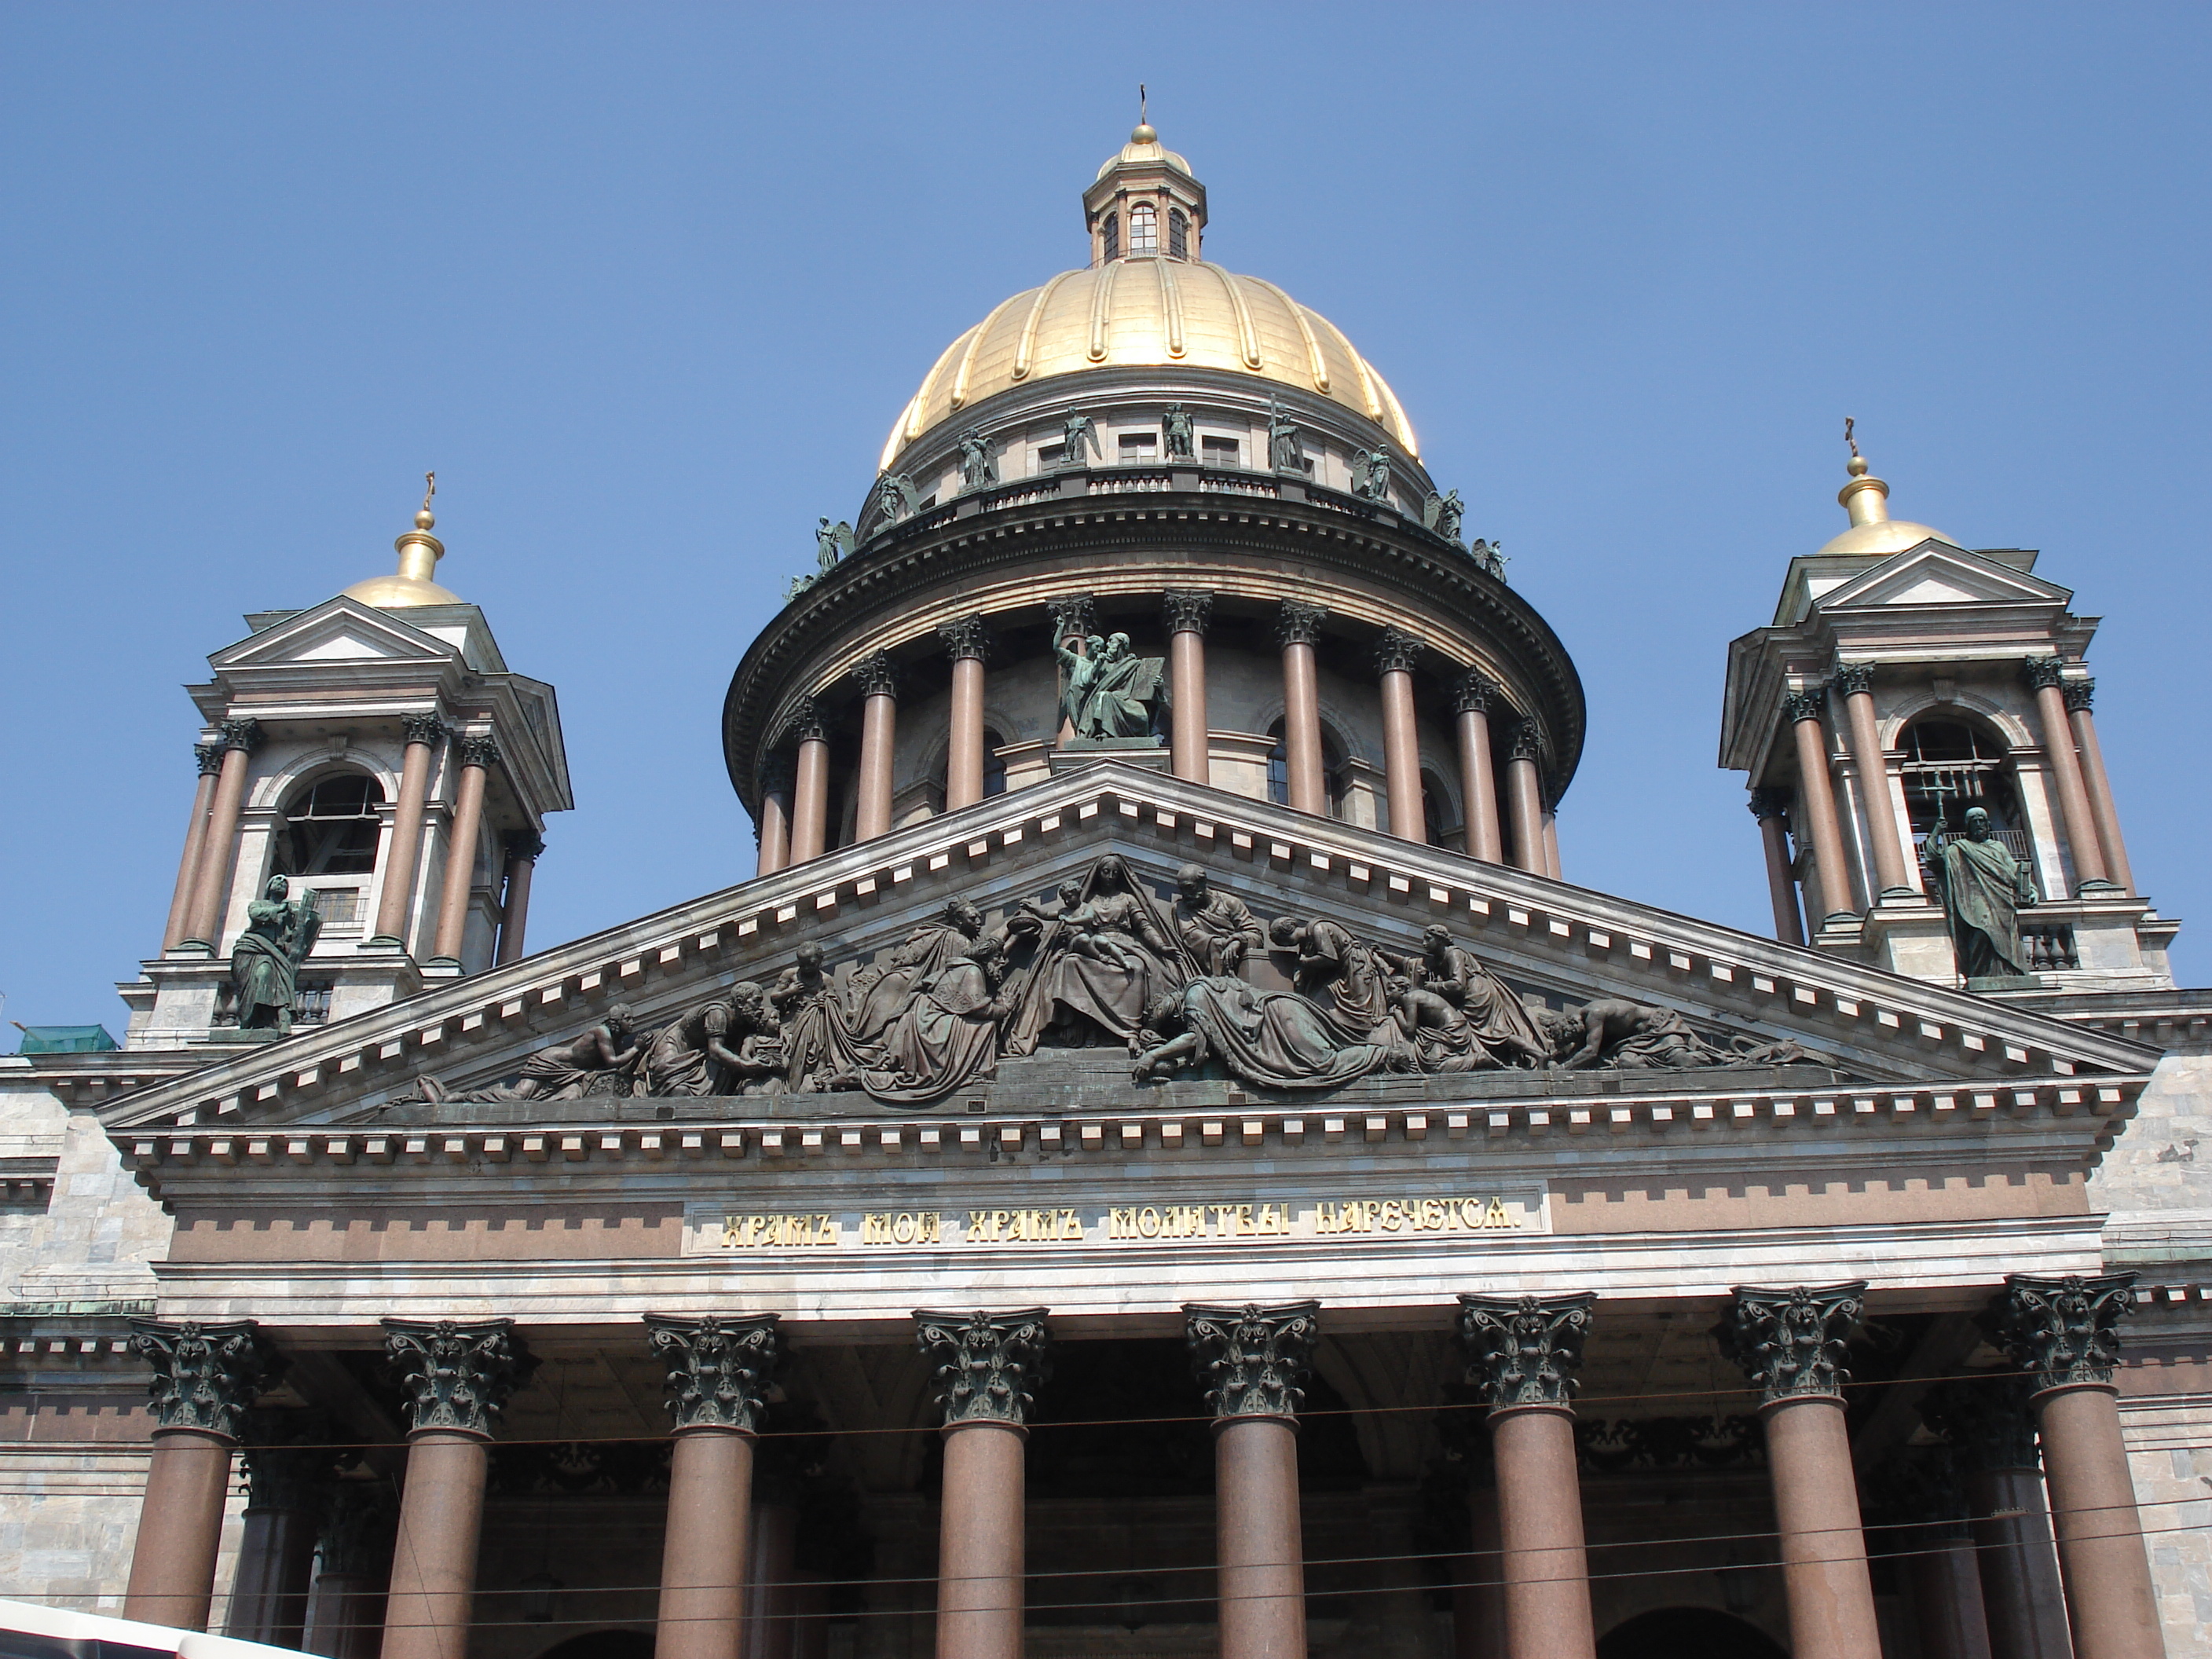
[342,520,462,608]
[1097,123,1188,180]
[1815,437,1960,556]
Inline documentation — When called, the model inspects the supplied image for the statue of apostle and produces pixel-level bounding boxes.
[1928,806,2039,980]
[229,874,321,1033]
[1172,864,1264,975]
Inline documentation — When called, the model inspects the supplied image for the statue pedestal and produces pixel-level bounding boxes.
[1049,741,1170,776]
[1859,902,1954,981]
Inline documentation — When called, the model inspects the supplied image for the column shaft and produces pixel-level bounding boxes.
[856,691,898,840]
[379,1431,489,1659]
[430,752,491,964]
[123,1430,235,1630]
[372,731,438,947]
[2067,705,2133,893]
[1379,668,1424,841]
[1965,1467,2072,1659]
[494,851,535,965]
[1910,1543,1995,1659]
[741,1502,797,1659]
[184,745,255,947]
[788,737,831,863]
[1281,642,1327,816]
[760,782,796,876]
[946,658,987,811]
[936,1421,1026,1659]
[227,1503,321,1647]
[163,761,222,950]
[1789,707,1857,921]
[2034,1386,2164,1659]
[1490,1407,1595,1659]
[659,1429,755,1659]
[1503,756,1544,873]
[1762,1396,1884,1659]
[1540,811,1562,880]
[1455,707,1503,862]
[2031,683,2109,888]
[1842,685,1916,895]
[1170,627,1210,784]
[1214,1415,1306,1659]
[306,1570,389,1659]
[1759,813,1807,945]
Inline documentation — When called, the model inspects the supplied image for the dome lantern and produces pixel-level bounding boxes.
[1082,119,1207,266]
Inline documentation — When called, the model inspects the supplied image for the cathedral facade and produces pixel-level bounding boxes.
[3,126,2206,1659]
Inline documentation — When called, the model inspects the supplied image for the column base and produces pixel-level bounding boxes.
[361,936,408,951]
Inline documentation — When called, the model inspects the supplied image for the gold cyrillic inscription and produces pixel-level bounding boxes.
[1313,1196,1516,1234]
[861,1211,943,1245]
[965,1207,1084,1243]
[721,1212,838,1247]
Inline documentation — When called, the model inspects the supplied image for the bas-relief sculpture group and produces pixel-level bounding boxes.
[409,855,1816,1109]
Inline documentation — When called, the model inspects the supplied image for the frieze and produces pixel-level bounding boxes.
[687,1188,1540,1255]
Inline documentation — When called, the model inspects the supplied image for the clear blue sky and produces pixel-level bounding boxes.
[5,3,2208,1028]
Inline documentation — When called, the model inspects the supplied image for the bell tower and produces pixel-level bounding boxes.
[120,491,573,1048]
[1719,432,2172,991]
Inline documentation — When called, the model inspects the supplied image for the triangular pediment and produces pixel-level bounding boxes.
[104,764,2160,1142]
[1815,544,2074,613]
[212,597,461,672]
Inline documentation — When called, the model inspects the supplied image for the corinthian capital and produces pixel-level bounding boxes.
[852,650,900,699]
[2063,677,2097,714]
[1747,787,1793,822]
[1453,670,1501,716]
[2023,656,2069,691]
[646,1313,782,1433]
[939,616,992,664]
[218,717,264,754]
[1507,720,1545,765]
[778,698,828,746]
[1457,1292,1595,1411]
[1185,1300,1320,1421]
[402,712,449,748]
[1373,627,1424,677]
[915,1308,1051,1427]
[381,1317,537,1437]
[1162,590,1214,636]
[1831,661,1876,698]
[1276,599,1328,648]
[1715,1281,1866,1404]
[128,1317,285,1439]
[456,736,503,771]
[1983,1271,2135,1393]
[1917,1372,2041,1472]
[1781,690,1826,727]
[194,742,225,776]
[1048,593,1097,643]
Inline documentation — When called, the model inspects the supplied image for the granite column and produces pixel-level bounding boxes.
[1503,724,1546,874]
[1834,662,1917,897]
[755,759,793,877]
[1749,789,1808,945]
[1452,673,1505,863]
[493,831,541,965]
[183,719,263,949]
[941,618,991,811]
[1277,602,1330,816]
[1785,690,1857,925]
[2023,661,2110,891]
[852,653,899,841]
[164,742,225,950]
[2064,681,2133,894]
[370,715,445,949]
[1164,591,1214,785]
[1375,628,1426,840]
[429,737,497,966]
[1921,1375,2071,1659]
[786,701,831,865]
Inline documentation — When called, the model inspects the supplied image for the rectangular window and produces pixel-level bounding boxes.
[1037,444,1068,470]
[1118,432,1158,460]
[307,888,363,926]
[1201,435,1240,467]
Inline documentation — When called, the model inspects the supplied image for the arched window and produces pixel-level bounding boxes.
[1129,203,1158,254]
[1168,210,1188,258]
[1265,721,1348,817]
[983,729,1009,798]
[1101,214,1120,260]
[274,772,384,876]
[1898,713,2033,880]
[1421,769,1458,848]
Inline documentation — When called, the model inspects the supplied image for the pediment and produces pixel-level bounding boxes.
[213,598,461,671]
[1815,544,2074,613]
[104,764,2161,1143]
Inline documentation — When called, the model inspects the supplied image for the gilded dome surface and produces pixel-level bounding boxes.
[880,261,1420,469]
[1814,518,1962,558]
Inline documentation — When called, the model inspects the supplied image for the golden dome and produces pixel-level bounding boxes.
[1096,125,1190,180]
[1815,449,1959,557]
[342,513,463,607]
[881,262,1419,469]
